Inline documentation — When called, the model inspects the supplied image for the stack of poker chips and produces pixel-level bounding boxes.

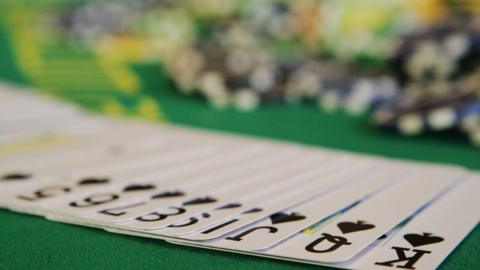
[163,0,405,112]
[34,0,409,112]
[375,18,480,145]
[167,34,401,113]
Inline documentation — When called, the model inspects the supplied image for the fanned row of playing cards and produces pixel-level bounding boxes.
[1,82,478,270]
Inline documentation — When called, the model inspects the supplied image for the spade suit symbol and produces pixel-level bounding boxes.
[377,234,388,240]
[216,203,242,210]
[1,173,31,181]
[337,220,375,234]
[243,207,263,214]
[183,196,217,206]
[123,184,156,192]
[78,177,110,185]
[270,212,306,225]
[404,232,444,247]
[152,190,185,199]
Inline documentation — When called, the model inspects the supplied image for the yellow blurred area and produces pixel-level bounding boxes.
[0,136,76,156]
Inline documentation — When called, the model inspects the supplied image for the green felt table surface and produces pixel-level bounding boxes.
[0,25,479,270]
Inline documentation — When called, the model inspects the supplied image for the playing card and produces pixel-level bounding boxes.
[170,158,380,242]
[340,173,480,270]
[0,118,175,166]
[0,115,109,147]
[102,157,377,241]
[149,155,365,238]
[104,150,351,231]
[264,165,464,263]
[0,141,218,211]
[0,84,478,270]
[0,116,242,195]
[168,173,476,270]
[3,141,269,215]
[82,146,321,225]
[0,130,173,197]
[202,163,410,251]
[41,143,278,220]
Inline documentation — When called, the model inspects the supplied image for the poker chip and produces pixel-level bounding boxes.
[427,107,456,131]
[460,105,480,132]
[398,113,424,136]
[232,88,259,111]
[318,90,341,113]
[197,71,230,109]
[469,127,480,146]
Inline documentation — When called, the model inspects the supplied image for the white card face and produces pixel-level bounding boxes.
[0,118,198,167]
[0,141,248,212]
[0,105,79,127]
[0,138,222,210]
[167,174,478,270]
[205,163,410,251]
[107,152,351,231]
[338,174,480,270]
[153,156,361,237]
[266,167,464,263]
[0,116,108,148]
[0,135,82,165]
[39,143,280,217]
[0,112,127,148]
[84,148,331,224]
[1,140,204,187]
[0,113,86,138]
[0,127,140,169]
[99,156,367,238]
[174,159,379,242]
[0,134,169,178]
[1,84,478,270]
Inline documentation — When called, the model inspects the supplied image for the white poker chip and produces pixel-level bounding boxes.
[427,107,456,131]
[398,113,423,136]
[233,89,259,112]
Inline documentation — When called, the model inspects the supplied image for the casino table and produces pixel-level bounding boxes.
[0,19,479,270]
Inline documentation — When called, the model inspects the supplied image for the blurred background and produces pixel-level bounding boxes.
[0,0,479,152]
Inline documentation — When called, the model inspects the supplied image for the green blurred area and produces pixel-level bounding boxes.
[0,4,478,270]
